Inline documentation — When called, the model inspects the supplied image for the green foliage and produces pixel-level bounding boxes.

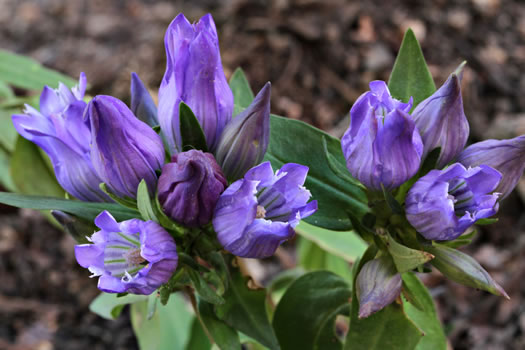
[388,29,436,108]
[229,67,255,113]
[180,101,208,152]
[384,233,434,273]
[198,299,242,350]
[89,292,148,320]
[273,271,352,350]
[297,238,353,282]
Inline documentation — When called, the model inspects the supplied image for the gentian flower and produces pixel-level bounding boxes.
[215,83,271,181]
[406,163,501,241]
[457,136,525,199]
[356,256,402,318]
[213,162,317,258]
[86,95,165,198]
[12,73,109,202]
[158,13,234,154]
[412,63,469,168]
[75,211,178,295]
[158,150,227,227]
[341,81,423,190]
[130,72,158,127]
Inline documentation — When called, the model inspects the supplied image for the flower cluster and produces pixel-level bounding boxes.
[342,64,525,317]
[12,13,317,295]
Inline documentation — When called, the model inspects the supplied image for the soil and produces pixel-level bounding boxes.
[1,0,525,349]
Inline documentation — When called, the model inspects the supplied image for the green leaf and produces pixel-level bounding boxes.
[0,81,14,100]
[89,292,148,320]
[186,317,212,350]
[388,29,436,108]
[476,218,498,225]
[0,148,16,191]
[0,107,20,152]
[296,222,368,262]
[215,263,279,349]
[188,269,225,306]
[99,183,137,209]
[0,49,77,91]
[229,68,255,110]
[0,191,139,222]
[265,115,369,230]
[179,102,208,152]
[131,293,194,350]
[402,272,447,350]
[198,299,242,350]
[297,238,353,284]
[136,179,158,222]
[10,137,64,197]
[385,233,434,273]
[273,271,352,350]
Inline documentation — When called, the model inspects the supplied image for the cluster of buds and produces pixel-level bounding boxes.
[342,65,523,317]
[12,13,317,294]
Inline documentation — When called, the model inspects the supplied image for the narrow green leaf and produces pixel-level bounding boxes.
[186,317,212,350]
[136,179,158,222]
[385,233,434,273]
[131,293,194,350]
[215,263,280,350]
[273,271,352,350]
[10,137,64,197]
[0,49,77,90]
[89,292,147,320]
[0,107,19,152]
[188,269,225,306]
[179,102,208,152]
[265,115,369,230]
[296,222,367,263]
[402,272,447,350]
[229,67,255,109]
[0,191,139,222]
[388,29,436,108]
[198,299,242,350]
[99,183,137,209]
[0,148,16,191]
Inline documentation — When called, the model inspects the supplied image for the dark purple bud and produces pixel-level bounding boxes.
[158,13,233,154]
[356,255,402,318]
[87,95,165,198]
[457,135,525,199]
[75,211,178,295]
[406,163,501,241]
[425,244,509,299]
[12,73,110,202]
[213,162,317,258]
[215,83,271,181]
[158,150,227,227]
[412,62,469,168]
[130,72,158,127]
[341,81,423,190]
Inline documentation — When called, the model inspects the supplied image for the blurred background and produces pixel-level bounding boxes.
[1,0,525,349]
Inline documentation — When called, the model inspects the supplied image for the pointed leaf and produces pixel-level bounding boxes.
[180,102,208,152]
[136,179,158,222]
[229,67,255,110]
[385,233,434,273]
[198,299,241,350]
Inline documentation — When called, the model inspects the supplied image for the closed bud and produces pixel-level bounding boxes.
[356,255,402,318]
[412,62,469,168]
[130,72,158,126]
[215,83,271,181]
[87,95,165,198]
[425,244,509,299]
[158,150,227,227]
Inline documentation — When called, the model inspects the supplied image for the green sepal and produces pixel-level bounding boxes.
[179,102,208,152]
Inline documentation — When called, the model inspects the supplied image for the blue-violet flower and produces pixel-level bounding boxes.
[341,81,423,190]
[213,161,317,258]
[130,72,158,127]
[406,163,501,241]
[75,211,178,295]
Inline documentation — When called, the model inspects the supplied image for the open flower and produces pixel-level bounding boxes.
[406,163,501,241]
[158,150,227,227]
[12,73,108,202]
[86,95,165,198]
[158,13,233,154]
[341,81,423,190]
[75,211,178,295]
[213,162,317,258]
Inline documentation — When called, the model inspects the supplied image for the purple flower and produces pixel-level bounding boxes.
[86,95,165,198]
[158,13,234,154]
[213,162,317,258]
[341,81,423,190]
[215,83,271,181]
[356,256,402,318]
[130,72,158,127]
[406,163,501,241]
[158,150,227,227]
[457,136,525,199]
[75,211,178,295]
[412,63,469,168]
[12,73,109,202]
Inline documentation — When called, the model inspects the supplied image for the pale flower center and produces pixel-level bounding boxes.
[256,205,267,219]
[124,248,146,266]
